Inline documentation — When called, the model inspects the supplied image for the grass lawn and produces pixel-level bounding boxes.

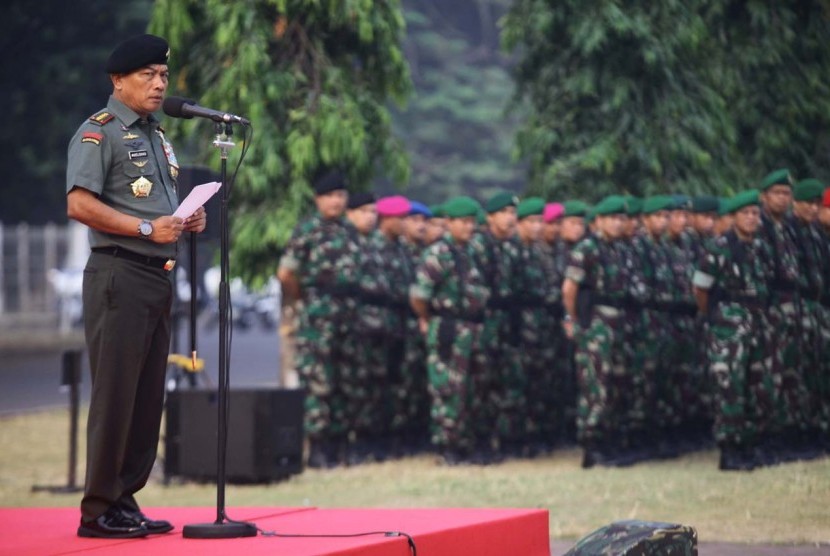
[2,408,829,544]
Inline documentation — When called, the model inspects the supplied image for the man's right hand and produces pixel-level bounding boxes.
[150,216,185,243]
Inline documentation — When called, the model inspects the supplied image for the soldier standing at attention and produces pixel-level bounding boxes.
[562,196,631,468]
[514,197,560,455]
[787,180,827,455]
[556,200,589,443]
[693,190,770,471]
[400,200,433,452]
[469,192,522,461]
[757,169,808,462]
[372,196,419,459]
[633,196,677,460]
[410,196,491,465]
[343,192,386,464]
[278,171,361,468]
[68,34,207,538]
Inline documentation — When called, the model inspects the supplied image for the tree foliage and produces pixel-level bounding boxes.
[394,0,523,204]
[502,0,830,202]
[149,0,411,285]
[1,0,152,224]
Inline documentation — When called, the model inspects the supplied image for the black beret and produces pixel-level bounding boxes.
[347,191,376,209]
[105,34,170,74]
[312,169,347,195]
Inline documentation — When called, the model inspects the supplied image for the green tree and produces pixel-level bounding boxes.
[502,0,830,202]
[394,0,523,204]
[1,0,152,224]
[150,0,411,285]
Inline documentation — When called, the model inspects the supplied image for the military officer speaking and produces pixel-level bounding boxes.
[67,34,206,538]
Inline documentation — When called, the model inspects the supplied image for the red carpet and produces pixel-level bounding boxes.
[0,506,550,556]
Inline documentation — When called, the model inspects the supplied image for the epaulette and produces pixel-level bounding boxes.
[88,111,115,126]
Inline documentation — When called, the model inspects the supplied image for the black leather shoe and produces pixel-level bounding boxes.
[124,510,174,534]
[77,507,149,538]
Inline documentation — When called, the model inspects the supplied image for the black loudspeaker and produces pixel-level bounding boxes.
[564,520,698,556]
[164,388,305,483]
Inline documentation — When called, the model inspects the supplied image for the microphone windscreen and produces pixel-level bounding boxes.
[162,96,195,119]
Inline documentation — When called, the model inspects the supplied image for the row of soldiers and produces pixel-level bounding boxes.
[277,168,830,470]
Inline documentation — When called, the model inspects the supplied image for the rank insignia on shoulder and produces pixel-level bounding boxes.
[89,112,115,126]
[81,132,103,146]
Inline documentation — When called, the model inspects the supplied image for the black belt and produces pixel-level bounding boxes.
[432,309,484,324]
[92,246,176,271]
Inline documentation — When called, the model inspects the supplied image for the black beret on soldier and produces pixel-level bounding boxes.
[105,34,170,74]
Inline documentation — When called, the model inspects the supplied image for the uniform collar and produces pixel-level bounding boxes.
[107,95,160,128]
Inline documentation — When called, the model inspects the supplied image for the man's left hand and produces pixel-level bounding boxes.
[183,206,207,233]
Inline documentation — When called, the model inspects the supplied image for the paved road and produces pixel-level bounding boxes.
[0,320,281,415]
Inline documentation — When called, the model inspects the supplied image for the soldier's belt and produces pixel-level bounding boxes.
[432,309,484,324]
[645,300,698,316]
[92,246,175,272]
[307,284,361,297]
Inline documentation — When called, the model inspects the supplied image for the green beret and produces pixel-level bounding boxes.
[443,196,481,218]
[793,179,824,202]
[593,195,628,216]
[485,192,519,214]
[562,200,589,217]
[642,195,674,215]
[476,208,487,225]
[517,197,545,220]
[105,34,170,74]
[429,203,446,218]
[727,190,760,214]
[669,194,692,211]
[691,195,719,214]
[625,196,642,216]
[760,168,794,191]
[717,197,730,216]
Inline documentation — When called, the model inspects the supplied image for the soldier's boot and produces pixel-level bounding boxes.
[345,438,373,466]
[307,439,340,469]
[718,445,756,472]
[437,445,467,466]
[581,441,615,469]
[654,427,680,460]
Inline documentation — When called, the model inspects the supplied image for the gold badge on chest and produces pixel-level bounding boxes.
[130,176,153,198]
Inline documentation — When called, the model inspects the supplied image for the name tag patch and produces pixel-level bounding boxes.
[128,150,148,160]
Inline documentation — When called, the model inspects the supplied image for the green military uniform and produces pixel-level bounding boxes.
[411,196,491,462]
[693,190,771,470]
[69,85,180,524]
[566,196,632,466]
[280,197,362,466]
[514,197,560,454]
[468,192,522,457]
[789,180,828,451]
[758,169,810,455]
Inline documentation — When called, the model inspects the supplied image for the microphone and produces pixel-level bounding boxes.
[162,96,250,125]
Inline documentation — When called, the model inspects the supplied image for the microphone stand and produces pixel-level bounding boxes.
[182,122,257,539]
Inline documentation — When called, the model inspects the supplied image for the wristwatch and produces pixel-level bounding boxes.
[138,219,154,238]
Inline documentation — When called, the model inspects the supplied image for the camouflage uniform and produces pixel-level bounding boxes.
[666,231,707,437]
[554,239,580,443]
[788,215,828,441]
[280,213,361,449]
[468,229,523,453]
[566,232,631,450]
[759,212,809,441]
[411,234,490,457]
[399,238,430,448]
[539,239,569,445]
[615,235,651,451]
[516,241,560,452]
[693,230,771,453]
[819,226,830,446]
[351,229,396,453]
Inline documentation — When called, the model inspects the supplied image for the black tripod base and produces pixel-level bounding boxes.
[182,520,258,539]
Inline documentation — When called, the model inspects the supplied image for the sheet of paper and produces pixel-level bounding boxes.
[173,181,222,219]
